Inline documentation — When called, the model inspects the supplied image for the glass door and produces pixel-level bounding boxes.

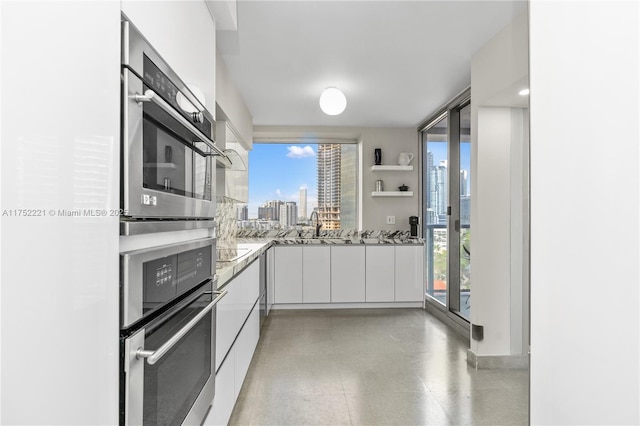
[422,94,471,322]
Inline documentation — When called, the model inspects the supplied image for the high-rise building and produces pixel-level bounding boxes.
[317,144,341,230]
[258,200,284,221]
[460,169,468,197]
[425,151,435,224]
[426,152,449,224]
[460,196,471,224]
[279,201,298,228]
[299,186,307,220]
[340,144,357,229]
[435,161,448,221]
[237,204,248,221]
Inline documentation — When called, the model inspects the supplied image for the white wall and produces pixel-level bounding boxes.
[0,2,121,424]
[470,12,529,360]
[253,126,420,230]
[529,1,639,424]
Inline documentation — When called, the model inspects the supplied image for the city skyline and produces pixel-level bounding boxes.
[425,142,471,225]
[248,144,318,219]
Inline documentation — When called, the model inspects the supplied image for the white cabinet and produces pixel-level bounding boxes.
[395,245,425,302]
[206,348,235,426]
[233,306,260,400]
[208,266,261,426]
[267,247,275,307]
[274,246,303,303]
[269,244,424,306]
[331,246,366,302]
[216,260,259,370]
[365,246,395,302]
[302,246,331,303]
[215,122,249,203]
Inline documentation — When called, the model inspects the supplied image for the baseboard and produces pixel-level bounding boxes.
[467,349,529,370]
[271,302,423,310]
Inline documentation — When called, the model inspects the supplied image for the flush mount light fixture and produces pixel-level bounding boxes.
[319,87,347,115]
[518,88,530,96]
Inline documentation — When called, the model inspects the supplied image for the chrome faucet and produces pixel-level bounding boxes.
[310,211,322,238]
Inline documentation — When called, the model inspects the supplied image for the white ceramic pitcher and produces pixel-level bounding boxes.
[397,152,414,166]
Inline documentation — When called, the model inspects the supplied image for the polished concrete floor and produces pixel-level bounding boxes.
[229,309,529,425]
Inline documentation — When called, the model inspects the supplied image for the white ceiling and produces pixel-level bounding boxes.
[217,0,527,128]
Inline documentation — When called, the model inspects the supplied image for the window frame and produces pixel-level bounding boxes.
[418,87,471,330]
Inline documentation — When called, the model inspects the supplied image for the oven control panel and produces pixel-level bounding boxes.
[143,245,212,307]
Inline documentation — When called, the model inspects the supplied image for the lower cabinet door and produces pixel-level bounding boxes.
[365,246,395,302]
[302,246,331,303]
[205,347,235,426]
[331,246,365,302]
[395,245,425,301]
[234,305,260,399]
[274,246,303,303]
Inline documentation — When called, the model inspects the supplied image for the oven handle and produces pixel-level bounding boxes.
[136,289,227,365]
[132,89,230,163]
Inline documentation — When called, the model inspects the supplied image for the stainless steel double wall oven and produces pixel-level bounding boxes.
[119,14,224,426]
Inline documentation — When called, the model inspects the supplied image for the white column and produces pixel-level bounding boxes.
[1,2,121,424]
[529,1,639,424]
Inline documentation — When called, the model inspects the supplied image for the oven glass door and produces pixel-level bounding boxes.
[124,282,215,426]
[142,110,212,202]
[144,288,212,426]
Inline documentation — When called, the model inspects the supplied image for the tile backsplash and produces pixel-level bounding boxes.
[216,196,238,261]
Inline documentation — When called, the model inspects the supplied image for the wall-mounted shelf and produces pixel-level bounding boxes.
[371,191,413,197]
[371,165,413,171]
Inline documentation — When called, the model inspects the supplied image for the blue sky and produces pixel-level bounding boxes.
[248,144,318,218]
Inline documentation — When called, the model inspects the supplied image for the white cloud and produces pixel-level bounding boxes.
[275,189,282,197]
[286,145,315,158]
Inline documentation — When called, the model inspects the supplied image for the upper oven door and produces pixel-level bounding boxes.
[121,18,216,220]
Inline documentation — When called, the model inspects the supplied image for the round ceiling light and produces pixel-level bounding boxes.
[518,88,530,96]
[319,87,347,115]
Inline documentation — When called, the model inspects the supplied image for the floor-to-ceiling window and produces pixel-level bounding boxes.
[422,91,471,322]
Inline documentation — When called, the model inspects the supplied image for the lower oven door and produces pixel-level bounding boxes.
[123,282,226,426]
